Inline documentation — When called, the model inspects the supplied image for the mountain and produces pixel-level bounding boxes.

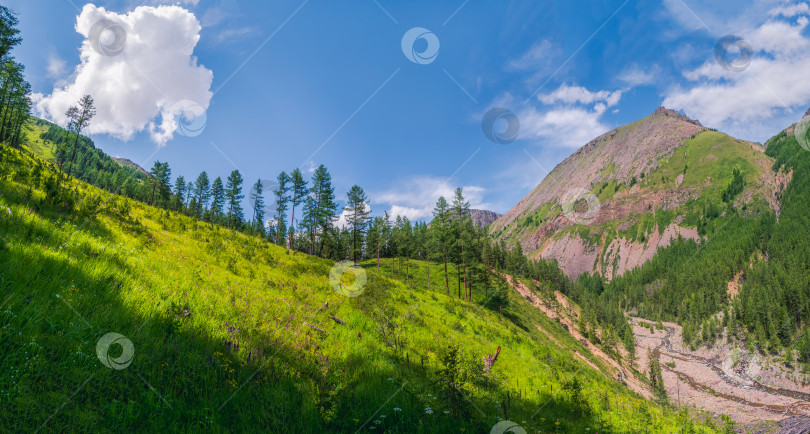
[491,107,790,279]
[426,209,501,229]
[468,208,501,227]
[112,156,149,176]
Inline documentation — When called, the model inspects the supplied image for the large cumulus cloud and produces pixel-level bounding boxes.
[35,4,213,145]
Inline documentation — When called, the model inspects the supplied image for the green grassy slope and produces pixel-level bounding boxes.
[495,129,776,259]
[0,145,714,432]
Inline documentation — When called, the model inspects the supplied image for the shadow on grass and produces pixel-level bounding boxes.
[0,180,610,433]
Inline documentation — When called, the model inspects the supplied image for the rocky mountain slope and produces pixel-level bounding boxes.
[468,208,501,227]
[112,157,149,176]
[491,107,790,279]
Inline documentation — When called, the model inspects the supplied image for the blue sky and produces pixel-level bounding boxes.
[7,0,810,219]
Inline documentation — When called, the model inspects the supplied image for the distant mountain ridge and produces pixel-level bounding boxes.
[492,107,789,279]
[428,208,501,229]
[468,209,501,228]
[112,157,149,176]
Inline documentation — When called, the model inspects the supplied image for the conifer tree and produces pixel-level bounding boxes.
[287,168,308,249]
[193,171,210,219]
[225,170,245,228]
[345,185,370,264]
[250,179,266,235]
[209,177,224,224]
[432,196,452,295]
[273,172,291,245]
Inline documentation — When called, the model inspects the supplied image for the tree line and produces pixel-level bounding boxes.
[0,6,31,148]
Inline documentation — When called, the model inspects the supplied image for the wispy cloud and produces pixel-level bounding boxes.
[372,176,488,221]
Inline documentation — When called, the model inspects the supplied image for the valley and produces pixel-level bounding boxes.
[634,319,810,426]
[4,3,810,432]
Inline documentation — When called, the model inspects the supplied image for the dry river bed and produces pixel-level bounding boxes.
[632,319,810,426]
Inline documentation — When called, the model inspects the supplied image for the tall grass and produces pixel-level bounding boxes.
[0,146,714,432]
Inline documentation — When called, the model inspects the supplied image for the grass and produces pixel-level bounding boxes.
[0,145,715,432]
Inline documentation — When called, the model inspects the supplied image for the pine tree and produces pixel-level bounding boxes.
[193,171,210,219]
[345,185,370,264]
[432,196,451,295]
[65,95,96,180]
[309,165,337,256]
[210,177,225,224]
[250,179,266,235]
[225,170,245,228]
[273,171,291,246]
[451,188,471,299]
[173,175,186,212]
[287,168,309,249]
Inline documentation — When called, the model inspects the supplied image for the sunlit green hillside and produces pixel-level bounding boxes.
[0,145,715,432]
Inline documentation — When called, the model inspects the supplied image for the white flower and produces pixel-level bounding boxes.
[393,407,402,412]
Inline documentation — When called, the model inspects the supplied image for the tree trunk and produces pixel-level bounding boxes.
[443,245,449,295]
[66,128,82,179]
[288,191,297,249]
[462,243,468,301]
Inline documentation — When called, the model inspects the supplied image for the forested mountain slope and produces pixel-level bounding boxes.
[0,145,717,432]
[491,107,788,280]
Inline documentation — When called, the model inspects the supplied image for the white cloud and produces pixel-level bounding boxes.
[508,40,559,71]
[334,203,371,230]
[372,176,488,221]
[35,4,213,146]
[518,105,613,149]
[46,53,67,79]
[663,11,810,137]
[498,83,623,149]
[619,64,661,86]
[770,2,809,17]
[538,84,622,107]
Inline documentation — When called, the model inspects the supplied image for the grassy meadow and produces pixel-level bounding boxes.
[0,145,716,432]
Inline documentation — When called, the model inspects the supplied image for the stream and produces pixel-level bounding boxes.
[642,320,810,417]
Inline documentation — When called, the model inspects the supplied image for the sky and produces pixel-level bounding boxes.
[7,0,810,221]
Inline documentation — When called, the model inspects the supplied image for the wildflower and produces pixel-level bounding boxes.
[555,421,560,426]
[393,407,401,412]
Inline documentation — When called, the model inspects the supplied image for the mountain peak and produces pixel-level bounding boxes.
[653,106,703,127]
